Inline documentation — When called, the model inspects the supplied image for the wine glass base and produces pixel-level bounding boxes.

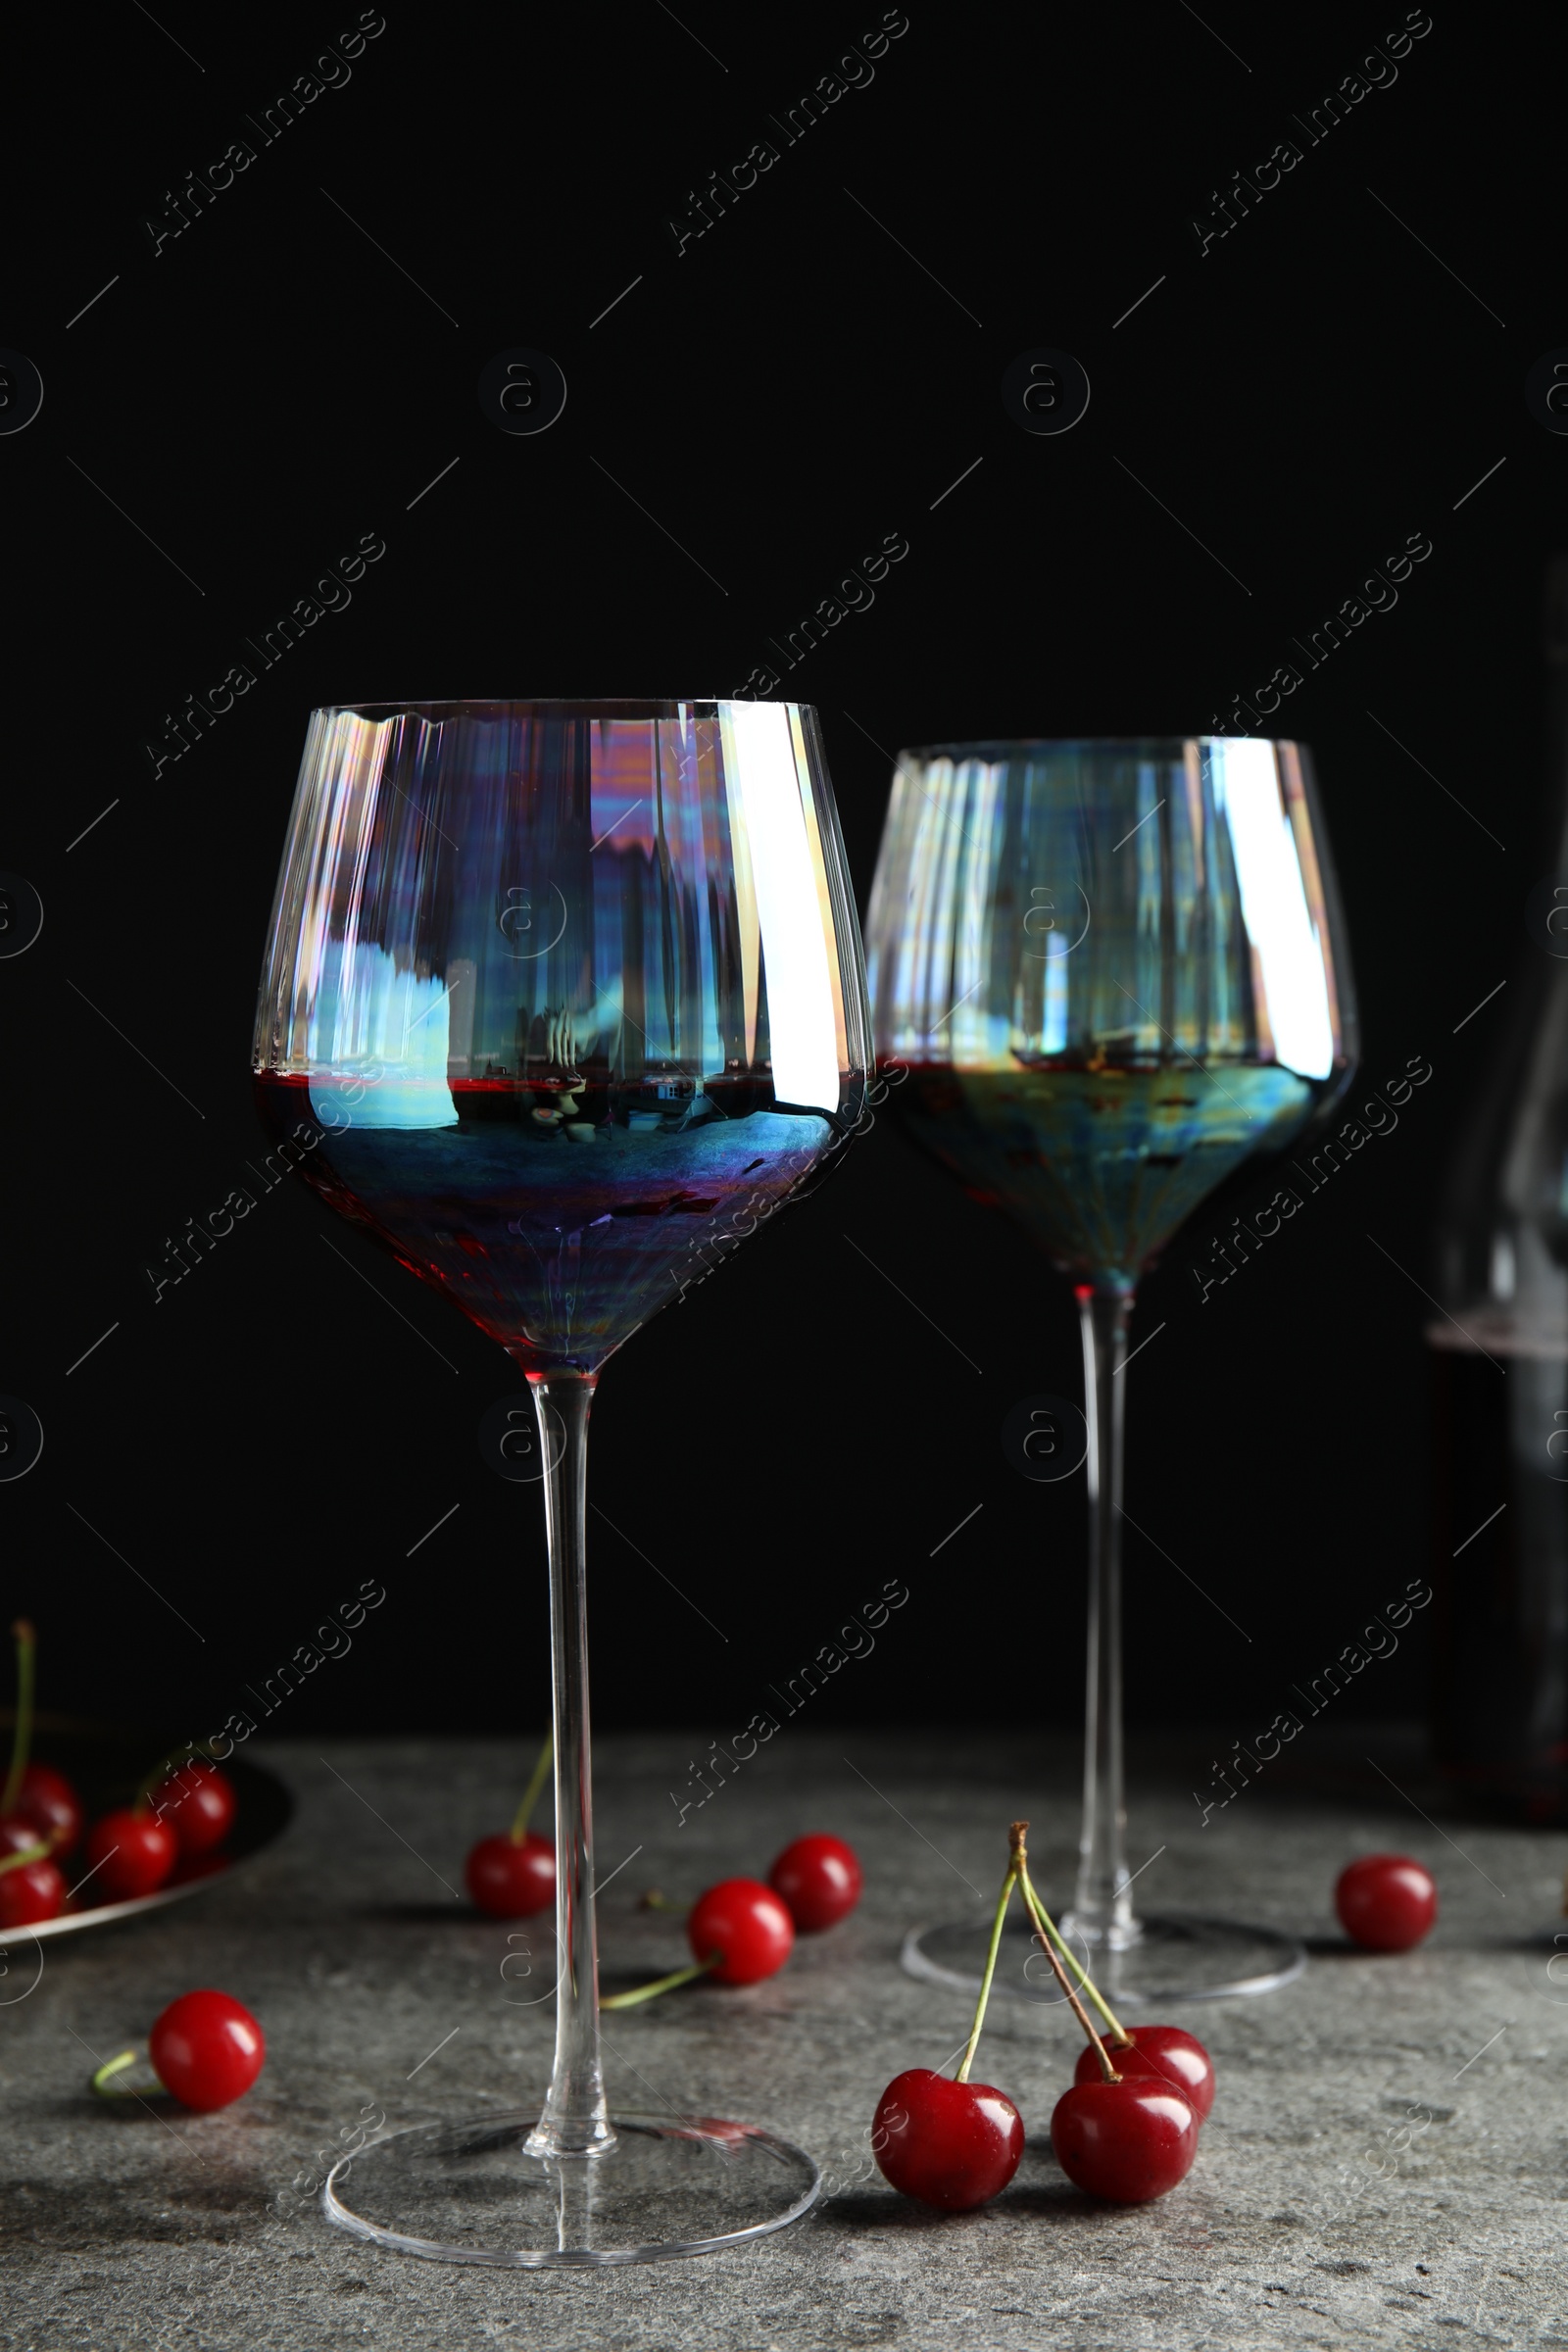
[323,2108,820,2268]
[902,1911,1306,2007]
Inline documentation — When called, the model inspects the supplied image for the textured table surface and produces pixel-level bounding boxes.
[2,1727,1564,2351]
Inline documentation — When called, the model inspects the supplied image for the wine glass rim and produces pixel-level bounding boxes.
[897,733,1304,760]
[308,698,821,722]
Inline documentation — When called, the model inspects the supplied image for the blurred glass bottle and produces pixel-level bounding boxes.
[1431,557,1568,1818]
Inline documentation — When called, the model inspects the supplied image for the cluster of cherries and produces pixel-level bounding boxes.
[873,1836,1444,2213]
[465,1740,862,1992]
[0,1623,237,1929]
[876,1822,1215,2210]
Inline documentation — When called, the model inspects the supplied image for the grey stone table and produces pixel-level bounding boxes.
[3,1727,1566,2351]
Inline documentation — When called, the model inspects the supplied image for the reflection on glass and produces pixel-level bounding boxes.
[256,699,867,2263]
[868,736,1356,2003]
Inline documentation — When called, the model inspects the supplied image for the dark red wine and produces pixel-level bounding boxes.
[894,1060,1315,1285]
[254,1072,833,1375]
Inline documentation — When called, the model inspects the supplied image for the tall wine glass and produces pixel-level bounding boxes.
[253,699,869,2263]
[866,736,1356,2004]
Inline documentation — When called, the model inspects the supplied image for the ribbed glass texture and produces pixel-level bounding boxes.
[253,699,870,1375]
[865,735,1357,1291]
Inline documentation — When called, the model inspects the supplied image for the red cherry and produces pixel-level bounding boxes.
[0,1854,65,1927]
[466,1832,556,1920]
[151,1761,237,1857]
[149,1989,265,2111]
[1052,2078,1198,2203]
[873,2068,1024,2210]
[767,1834,863,1933]
[84,1809,178,1901]
[14,1764,83,1856]
[686,1878,794,1984]
[0,1816,43,1857]
[1073,2026,1215,2122]
[1336,1853,1437,1952]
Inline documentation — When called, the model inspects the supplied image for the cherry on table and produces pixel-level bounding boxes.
[687,1878,794,1984]
[1336,1853,1438,1952]
[84,1809,178,1901]
[149,1989,265,2111]
[466,1832,556,1920]
[152,1761,236,1858]
[0,1850,65,1927]
[467,1733,556,1919]
[1073,2024,1214,2121]
[14,1764,83,1857]
[768,1834,862,1933]
[1051,2077,1199,2203]
[873,2067,1024,2209]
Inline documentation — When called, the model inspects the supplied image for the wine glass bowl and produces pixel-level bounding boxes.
[255,699,866,1379]
[867,734,1354,1295]
[254,698,868,2262]
[867,735,1356,1999]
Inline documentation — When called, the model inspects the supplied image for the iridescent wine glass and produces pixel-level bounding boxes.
[866,736,1356,2003]
[253,700,869,2263]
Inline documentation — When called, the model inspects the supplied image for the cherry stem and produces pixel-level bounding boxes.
[91,2048,149,2099]
[599,1952,721,2011]
[956,1849,1017,2085]
[510,1731,554,1844]
[1018,1862,1130,2046]
[0,1838,49,1878]
[1,1618,36,1819]
[1013,1831,1121,2083]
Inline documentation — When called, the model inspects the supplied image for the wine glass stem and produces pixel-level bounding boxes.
[1071,1286,1135,1947]
[524,1373,614,2159]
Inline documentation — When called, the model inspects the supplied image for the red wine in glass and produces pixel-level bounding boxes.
[253,699,869,2265]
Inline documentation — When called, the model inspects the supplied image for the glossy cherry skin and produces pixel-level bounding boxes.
[1052,2078,1198,2203]
[687,1878,795,1984]
[0,1816,44,1858]
[466,1833,556,1920]
[149,1989,265,2111]
[1073,2026,1214,2122]
[14,1764,83,1856]
[152,1762,237,1857]
[84,1809,178,1901]
[873,2068,1024,2210]
[0,1854,66,1927]
[1336,1853,1437,1952]
[768,1834,863,1933]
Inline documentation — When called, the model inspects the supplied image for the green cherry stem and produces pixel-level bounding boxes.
[1013,1830,1121,2083]
[600,1952,721,2011]
[90,2048,147,2099]
[0,1839,49,1878]
[1,1618,36,1819]
[956,1829,1022,2084]
[510,1732,554,1843]
[1018,1862,1131,2047]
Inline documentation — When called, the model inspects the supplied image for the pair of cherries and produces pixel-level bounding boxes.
[875,1823,1212,2211]
[680,1834,863,1984]
[601,1836,863,2010]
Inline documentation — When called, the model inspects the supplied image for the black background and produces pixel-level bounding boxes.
[0,4,1556,1756]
